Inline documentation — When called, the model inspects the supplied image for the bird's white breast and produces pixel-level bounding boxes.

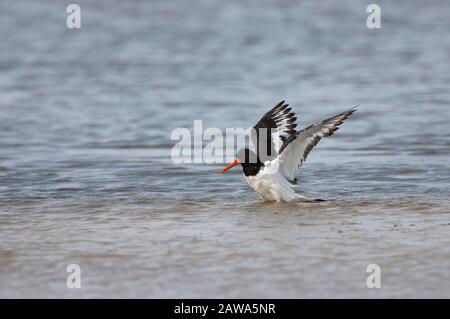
[244,167,299,202]
[245,174,278,201]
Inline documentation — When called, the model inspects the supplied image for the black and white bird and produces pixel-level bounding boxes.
[220,101,357,202]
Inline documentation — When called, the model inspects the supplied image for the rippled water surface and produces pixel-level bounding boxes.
[1,0,450,298]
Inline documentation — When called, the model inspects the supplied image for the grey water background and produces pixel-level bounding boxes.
[1,0,449,298]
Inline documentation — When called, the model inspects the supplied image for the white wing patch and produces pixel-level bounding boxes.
[277,107,357,182]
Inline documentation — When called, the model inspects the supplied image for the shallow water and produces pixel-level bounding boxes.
[1,0,450,298]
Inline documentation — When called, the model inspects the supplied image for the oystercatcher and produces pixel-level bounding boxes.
[220,101,357,202]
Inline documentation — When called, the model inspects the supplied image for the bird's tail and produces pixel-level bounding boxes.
[295,195,325,202]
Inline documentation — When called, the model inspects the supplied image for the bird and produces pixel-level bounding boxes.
[219,100,357,202]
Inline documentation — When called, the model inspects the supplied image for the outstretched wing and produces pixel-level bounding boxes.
[277,107,357,182]
[251,100,297,161]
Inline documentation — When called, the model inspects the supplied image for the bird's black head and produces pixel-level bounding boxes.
[220,148,263,176]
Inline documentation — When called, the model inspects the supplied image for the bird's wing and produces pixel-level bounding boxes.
[276,107,357,182]
[251,100,297,161]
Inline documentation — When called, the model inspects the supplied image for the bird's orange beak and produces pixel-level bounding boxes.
[219,159,240,174]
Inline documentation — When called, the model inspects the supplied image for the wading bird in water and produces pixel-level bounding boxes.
[220,101,357,202]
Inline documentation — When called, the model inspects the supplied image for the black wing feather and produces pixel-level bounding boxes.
[252,100,298,160]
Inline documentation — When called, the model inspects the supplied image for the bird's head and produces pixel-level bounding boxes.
[219,148,259,173]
